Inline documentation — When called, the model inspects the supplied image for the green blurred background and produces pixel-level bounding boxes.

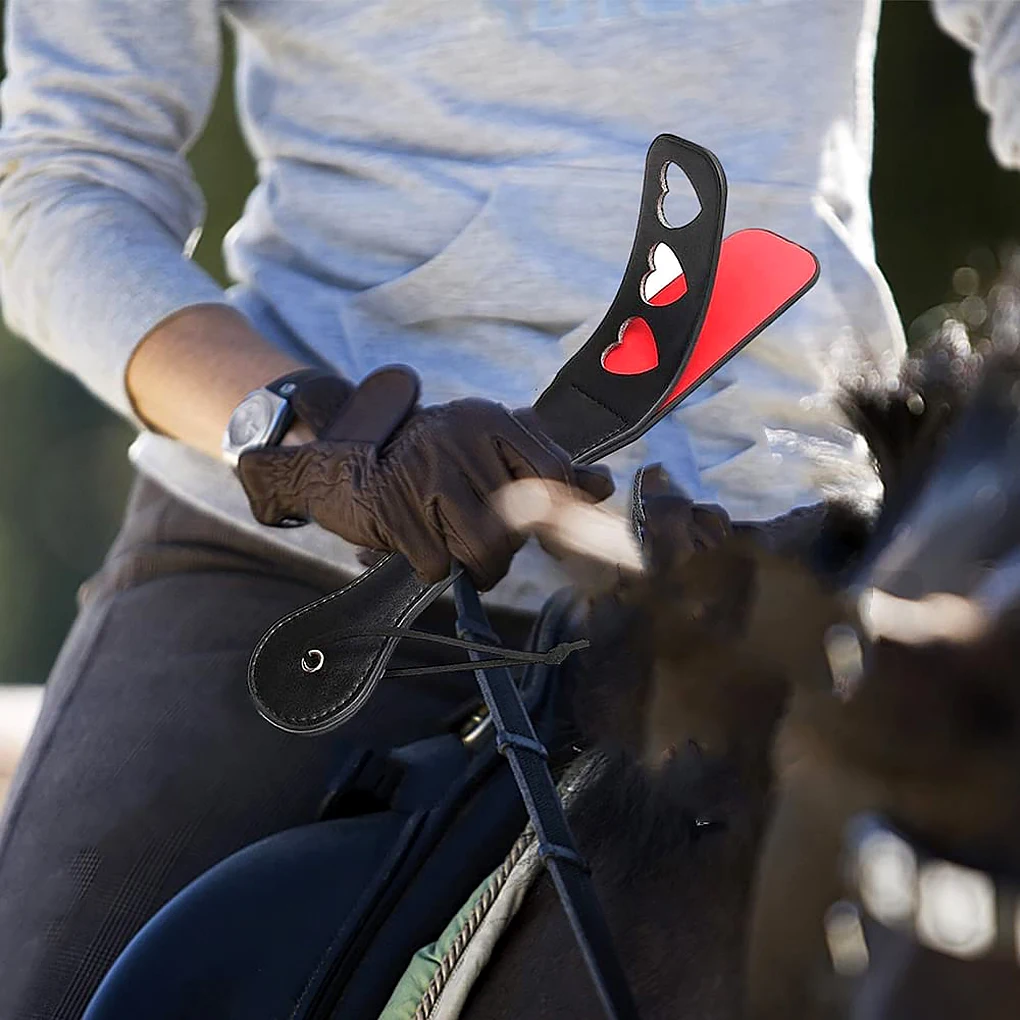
[2,1,1020,687]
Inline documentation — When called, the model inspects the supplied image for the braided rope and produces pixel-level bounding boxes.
[414,831,535,1020]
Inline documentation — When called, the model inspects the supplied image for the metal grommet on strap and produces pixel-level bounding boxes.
[495,731,549,759]
[301,649,325,673]
[538,840,591,874]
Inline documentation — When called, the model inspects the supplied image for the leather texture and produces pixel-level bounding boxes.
[531,134,726,464]
[239,366,613,592]
[248,549,457,735]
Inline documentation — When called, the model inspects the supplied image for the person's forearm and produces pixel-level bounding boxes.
[126,304,321,460]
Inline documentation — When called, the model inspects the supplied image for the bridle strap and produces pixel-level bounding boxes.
[335,573,642,1016]
[450,569,642,1020]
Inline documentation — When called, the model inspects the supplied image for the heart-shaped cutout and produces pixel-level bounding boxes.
[658,160,702,230]
[641,241,688,306]
[601,317,659,375]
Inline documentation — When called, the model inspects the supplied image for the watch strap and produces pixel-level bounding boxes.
[223,366,345,470]
[270,369,358,439]
[260,366,350,446]
[265,366,336,401]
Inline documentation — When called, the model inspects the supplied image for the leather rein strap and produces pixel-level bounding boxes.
[337,571,641,1016]
[449,569,641,1020]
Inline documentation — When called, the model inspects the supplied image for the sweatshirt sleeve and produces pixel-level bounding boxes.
[0,0,233,425]
[932,0,1020,171]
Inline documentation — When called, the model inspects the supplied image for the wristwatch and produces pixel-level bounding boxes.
[221,368,326,469]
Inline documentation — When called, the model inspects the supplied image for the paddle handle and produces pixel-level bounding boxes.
[248,550,460,734]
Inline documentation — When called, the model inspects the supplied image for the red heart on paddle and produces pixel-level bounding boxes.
[601,316,659,375]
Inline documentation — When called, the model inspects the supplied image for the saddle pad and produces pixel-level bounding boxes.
[379,832,542,1020]
[379,756,602,1020]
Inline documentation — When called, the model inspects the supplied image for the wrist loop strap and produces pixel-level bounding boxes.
[327,624,589,678]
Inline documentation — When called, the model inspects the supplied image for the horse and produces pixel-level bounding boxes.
[454,326,983,1020]
[747,335,1020,1020]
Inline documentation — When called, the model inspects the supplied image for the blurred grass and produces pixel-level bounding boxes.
[188,34,257,287]
[872,2,1020,337]
[1,3,1020,685]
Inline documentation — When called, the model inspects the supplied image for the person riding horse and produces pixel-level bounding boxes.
[0,2,1016,1017]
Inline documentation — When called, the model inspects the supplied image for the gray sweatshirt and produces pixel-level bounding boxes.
[0,0,1009,611]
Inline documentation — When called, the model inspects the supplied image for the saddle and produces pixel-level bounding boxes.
[82,586,587,1020]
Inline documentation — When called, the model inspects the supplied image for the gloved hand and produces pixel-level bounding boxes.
[633,462,733,575]
[237,364,614,590]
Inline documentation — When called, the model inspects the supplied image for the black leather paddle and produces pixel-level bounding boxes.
[249,135,728,735]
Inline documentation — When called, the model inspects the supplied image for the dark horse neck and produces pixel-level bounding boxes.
[461,749,771,1020]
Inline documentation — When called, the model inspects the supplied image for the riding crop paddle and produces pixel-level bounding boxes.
[247,134,820,735]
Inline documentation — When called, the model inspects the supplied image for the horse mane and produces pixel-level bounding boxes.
[559,743,765,886]
[747,320,1020,1020]
[841,324,990,563]
[467,323,1003,1020]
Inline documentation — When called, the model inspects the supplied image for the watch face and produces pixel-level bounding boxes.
[227,391,275,449]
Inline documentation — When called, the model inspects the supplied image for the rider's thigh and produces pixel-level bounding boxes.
[0,480,482,1020]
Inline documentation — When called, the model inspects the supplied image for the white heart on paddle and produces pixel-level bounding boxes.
[641,242,687,306]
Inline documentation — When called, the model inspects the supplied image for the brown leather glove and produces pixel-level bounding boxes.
[237,364,614,590]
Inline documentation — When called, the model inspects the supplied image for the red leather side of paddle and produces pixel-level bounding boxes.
[659,228,819,410]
